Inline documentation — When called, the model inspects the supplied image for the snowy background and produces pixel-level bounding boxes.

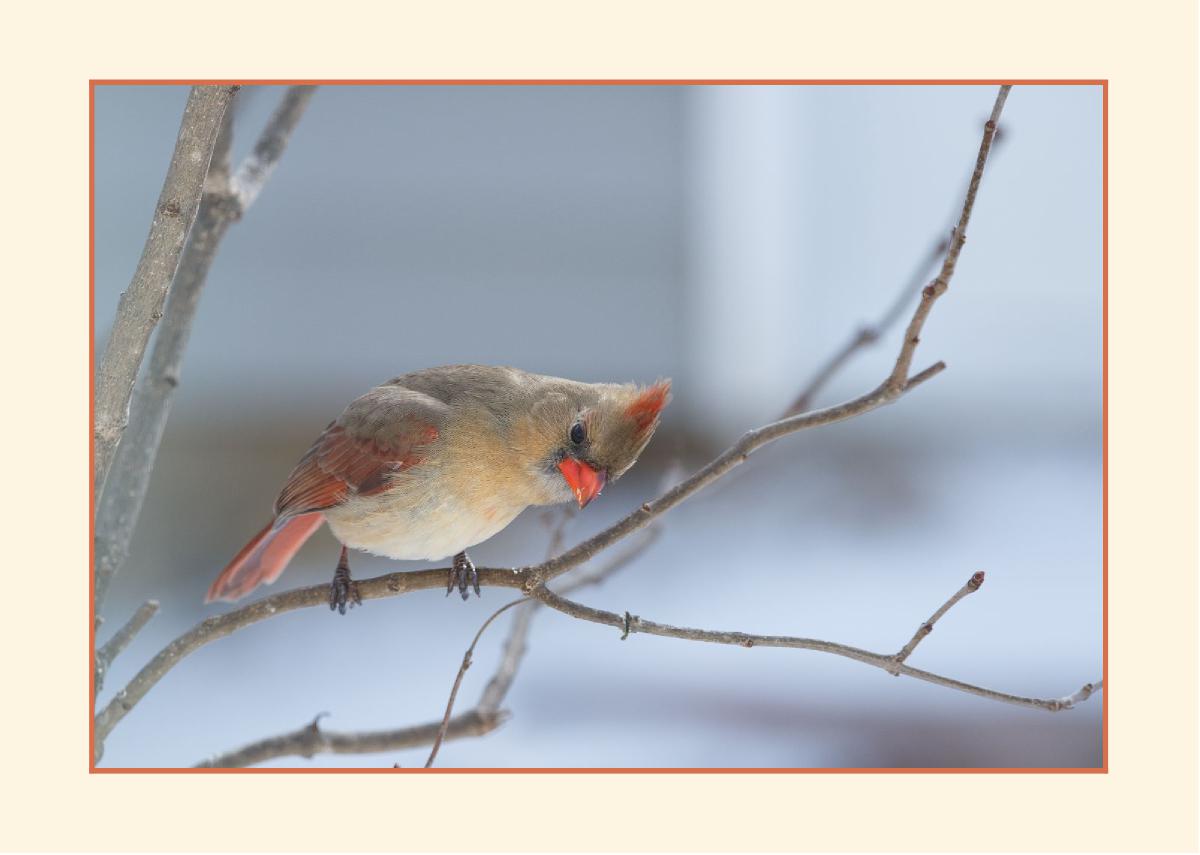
[94,84,1102,768]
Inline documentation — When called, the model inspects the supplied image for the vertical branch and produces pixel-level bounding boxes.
[886,85,1011,392]
[93,113,235,610]
[93,85,237,511]
[93,86,316,611]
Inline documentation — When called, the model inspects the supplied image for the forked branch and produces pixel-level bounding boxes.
[525,571,1099,713]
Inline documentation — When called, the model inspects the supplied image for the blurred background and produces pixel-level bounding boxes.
[94,84,1102,768]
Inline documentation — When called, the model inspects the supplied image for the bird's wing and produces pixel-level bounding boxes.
[273,385,448,519]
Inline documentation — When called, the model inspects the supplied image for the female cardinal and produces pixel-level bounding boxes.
[207,364,670,612]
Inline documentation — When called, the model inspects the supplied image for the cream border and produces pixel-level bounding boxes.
[4,0,1196,850]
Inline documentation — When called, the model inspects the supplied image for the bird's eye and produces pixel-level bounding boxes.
[570,421,586,445]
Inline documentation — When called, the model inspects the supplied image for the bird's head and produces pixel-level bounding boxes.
[523,379,671,508]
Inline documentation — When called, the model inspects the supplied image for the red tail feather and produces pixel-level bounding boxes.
[206,513,324,603]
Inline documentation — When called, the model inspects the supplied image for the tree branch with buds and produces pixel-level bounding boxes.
[525,572,1100,713]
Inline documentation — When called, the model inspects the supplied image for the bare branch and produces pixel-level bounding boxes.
[886,85,1011,393]
[93,85,237,511]
[94,600,159,699]
[525,576,1100,714]
[94,86,317,612]
[195,710,505,768]
[890,570,985,669]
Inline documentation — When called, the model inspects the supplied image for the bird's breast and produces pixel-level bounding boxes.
[323,472,526,561]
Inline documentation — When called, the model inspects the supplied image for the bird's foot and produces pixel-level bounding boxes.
[329,547,362,615]
[447,551,480,601]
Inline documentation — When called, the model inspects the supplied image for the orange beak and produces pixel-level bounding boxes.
[557,458,607,508]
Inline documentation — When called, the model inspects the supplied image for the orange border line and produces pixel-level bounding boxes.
[91,78,1106,87]
[94,766,1105,775]
[90,78,1108,775]
[1101,79,1109,772]
[89,80,97,773]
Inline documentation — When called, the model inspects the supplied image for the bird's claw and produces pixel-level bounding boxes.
[329,562,361,615]
[447,551,480,601]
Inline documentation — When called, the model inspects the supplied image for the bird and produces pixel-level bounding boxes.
[206,364,671,612]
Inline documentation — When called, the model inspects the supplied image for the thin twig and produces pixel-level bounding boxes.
[475,603,538,716]
[525,576,1100,714]
[93,85,237,512]
[885,85,1011,394]
[890,570,985,669]
[424,598,530,768]
[94,86,317,612]
[94,600,160,699]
